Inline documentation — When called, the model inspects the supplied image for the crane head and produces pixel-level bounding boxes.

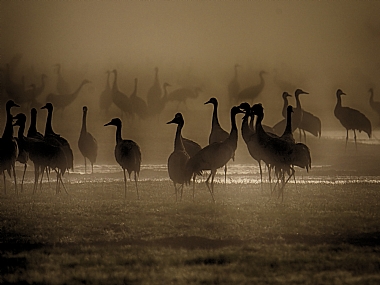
[369,88,373,93]
[6,100,20,110]
[251,103,264,116]
[238,102,251,112]
[295,89,309,96]
[12,113,26,126]
[204,97,217,105]
[231,106,245,116]
[83,106,88,112]
[167,113,184,125]
[287,105,294,113]
[41,102,53,111]
[336,89,346,97]
[104,118,122,127]
[282,92,292,98]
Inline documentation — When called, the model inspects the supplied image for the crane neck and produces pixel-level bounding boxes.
[226,110,239,147]
[284,109,293,136]
[112,71,118,91]
[106,72,111,90]
[369,89,374,104]
[81,111,87,133]
[335,94,342,109]
[241,113,253,143]
[115,124,123,144]
[132,79,138,97]
[17,120,25,139]
[27,111,38,137]
[211,102,221,128]
[2,106,14,139]
[295,94,302,109]
[44,108,55,136]
[174,122,185,152]
[282,96,289,117]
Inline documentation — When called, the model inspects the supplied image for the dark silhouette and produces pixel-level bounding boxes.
[129,78,148,120]
[104,118,141,199]
[99,70,113,114]
[235,70,266,103]
[111,69,133,120]
[167,86,202,109]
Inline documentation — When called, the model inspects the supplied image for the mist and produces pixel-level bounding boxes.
[1,1,380,165]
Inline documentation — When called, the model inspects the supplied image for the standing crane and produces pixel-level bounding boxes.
[104,118,141,199]
[111,69,133,120]
[129,78,148,120]
[167,86,202,109]
[54,63,71,95]
[167,113,190,201]
[78,106,98,174]
[99,70,113,114]
[0,100,19,194]
[205,97,229,183]
[235,70,267,103]
[46,79,91,113]
[334,89,372,149]
[185,106,244,202]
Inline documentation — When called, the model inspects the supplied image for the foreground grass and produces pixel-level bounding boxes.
[1,180,380,284]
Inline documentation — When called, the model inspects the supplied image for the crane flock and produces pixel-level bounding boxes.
[0,61,377,202]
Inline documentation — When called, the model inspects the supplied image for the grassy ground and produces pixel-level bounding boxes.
[1,180,380,284]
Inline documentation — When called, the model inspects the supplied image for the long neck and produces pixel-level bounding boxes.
[106,72,111,90]
[81,111,87,133]
[2,106,14,138]
[284,109,292,135]
[241,114,253,143]
[115,124,122,144]
[17,121,25,138]
[174,123,185,151]
[335,94,342,109]
[282,96,289,117]
[44,109,54,136]
[211,103,220,128]
[295,94,301,109]
[112,71,118,91]
[69,81,85,100]
[28,112,38,136]
[226,111,238,148]
[259,72,265,89]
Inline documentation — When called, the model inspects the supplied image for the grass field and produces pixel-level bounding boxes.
[1,178,380,284]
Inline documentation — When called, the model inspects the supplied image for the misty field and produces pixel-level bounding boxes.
[1,178,380,284]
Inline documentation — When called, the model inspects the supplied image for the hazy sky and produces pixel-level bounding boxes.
[1,1,380,124]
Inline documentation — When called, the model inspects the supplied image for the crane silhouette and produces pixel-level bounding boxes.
[228,64,240,104]
[24,74,47,109]
[14,113,29,192]
[54,63,71,95]
[46,79,90,113]
[78,106,98,174]
[205,97,229,183]
[13,113,68,194]
[129,78,148,120]
[235,70,267,103]
[104,118,141,199]
[41,102,74,174]
[111,69,133,120]
[167,86,202,109]
[167,113,191,201]
[272,89,309,136]
[369,88,380,125]
[185,106,244,202]
[334,89,372,149]
[0,100,19,194]
[99,70,113,114]
[298,110,322,142]
[147,67,169,117]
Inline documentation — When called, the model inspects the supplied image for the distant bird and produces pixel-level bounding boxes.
[13,113,68,194]
[41,102,74,173]
[54,63,71,95]
[78,106,98,174]
[272,89,308,136]
[235,70,267,103]
[185,106,244,202]
[147,67,168,117]
[280,92,292,118]
[167,87,202,109]
[167,113,190,201]
[298,110,322,142]
[111,69,133,120]
[46,79,90,113]
[369,88,380,125]
[228,64,240,104]
[104,118,141,199]
[334,89,372,149]
[99,70,113,114]
[24,74,47,108]
[129,78,148,120]
[13,113,29,191]
[0,100,19,194]
[205,97,229,182]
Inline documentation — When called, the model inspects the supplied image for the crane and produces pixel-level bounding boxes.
[334,89,372,149]
[185,106,244,202]
[167,113,190,201]
[104,118,141,199]
[78,106,98,174]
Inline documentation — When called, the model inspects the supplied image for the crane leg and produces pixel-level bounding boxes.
[123,169,127,199]
[258,161,263,190]
[3,171,6,195]
[58,171,69,195]
[179,184,184,201]
[345,129,349,150]
[134,172,139,200]
[12,165,17,195]
[205,174,216,203]
[354,130,357,151]
[303,130,307,142]
[192,174,196,201]
[224,164,227,184]
[21,164,27,193]
[173,182,177,201]
[91,162,94,174]
[84,156,87,174]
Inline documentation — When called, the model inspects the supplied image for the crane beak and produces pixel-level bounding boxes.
[204,100,211,105]
[166,118,176,124]
[104,122,111,127]
[41,105,47,109]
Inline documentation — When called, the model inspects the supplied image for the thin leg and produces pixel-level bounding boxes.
[134,172,139,200]
[21,164,27,192]
[345,129,349,150]
[224,164,227,184]
[58,171,69,195]
[303,130,307,142]
[258,161,263,189]
[205,175,216,203]
[91,162,94,174]
[84,156,87,174]
[12,165,17,195]
[192,174,196,201]
[123,169,127,199]
[354,130,357,151]
[173,181,177,201]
